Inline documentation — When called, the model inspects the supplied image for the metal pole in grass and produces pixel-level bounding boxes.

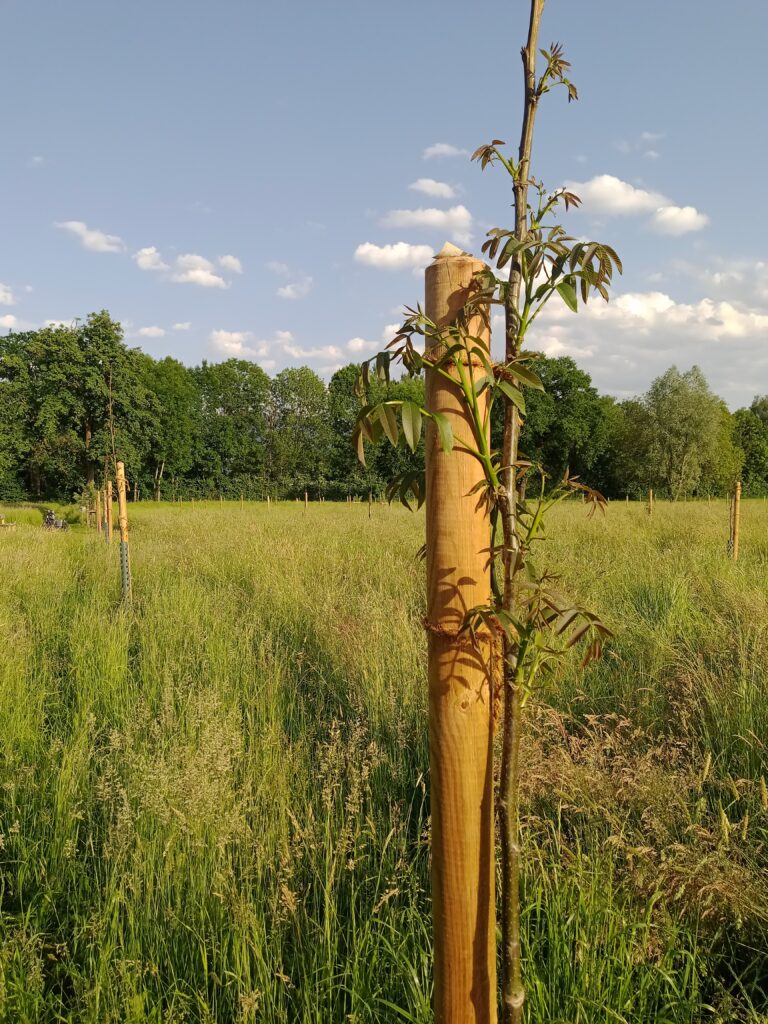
[116,461,132,603]
[106,480,113,543]
[424,243,496,1022]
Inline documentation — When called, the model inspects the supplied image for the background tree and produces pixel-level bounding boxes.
[645,365,725,499]
[195,359,270,494]
[139,355,202,499]
[266,367,332,495]
[733,406,768,495]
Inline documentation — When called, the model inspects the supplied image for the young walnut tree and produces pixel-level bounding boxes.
[355,1,621,1019]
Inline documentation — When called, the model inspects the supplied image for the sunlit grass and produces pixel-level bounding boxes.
[0,498,766,1021]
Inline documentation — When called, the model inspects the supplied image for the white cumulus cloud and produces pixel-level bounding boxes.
[423,143,468,160]
[409,178,457,199]
[282,342,343,360]
[381,205,473,246]
[354,241,434,271]
[55,220,124,253]
[566,174,708,236]
[218,254,243,274]
[172,253,228,289]
[133,246,169,272]
[346,337,376,353]
[0,314,18,329]
[277,276,313,300]
[523,284,768,408]
[138,326,166,338]
[173,322,191,331]
[209,328,292,365]
[0,283,15,306]
[566,174,666,215]
[651,205,709,235]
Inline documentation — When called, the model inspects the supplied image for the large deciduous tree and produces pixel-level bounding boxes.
[645,365,732,499]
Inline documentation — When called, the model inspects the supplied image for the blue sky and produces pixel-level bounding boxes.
[2,0,767,408]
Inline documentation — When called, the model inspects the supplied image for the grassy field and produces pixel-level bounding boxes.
[1,498,767,1023]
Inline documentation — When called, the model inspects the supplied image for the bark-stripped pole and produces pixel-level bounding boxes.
[425,242,496,1023]
[116,462,132,602]
[304,490,308,513]
[731,480,742,560]
[95,488,102,536]
[106,480,114,543]
[648,488,654,516]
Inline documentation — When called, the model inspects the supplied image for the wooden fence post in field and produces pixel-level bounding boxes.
[267,495,271,510]
[95,488,102,536]
[106,480,113,543]
[304,490,308,513]
[368,490,372,519]
[730,480,742,560]
[647,488,654,516]
[241,493,244,510]
[116,462,132,603]
[425,243,496,1022]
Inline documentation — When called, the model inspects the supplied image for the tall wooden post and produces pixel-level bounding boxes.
[368,490,372,519]
[648,488,654,516]
[425,242,496,1023]
[304,490,308,513]
[116,462,132,602]
[106,480,113,543]
[95,488,102,536]
[730,480,742,560]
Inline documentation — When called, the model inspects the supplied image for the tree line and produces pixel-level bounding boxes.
[1,310,766,502]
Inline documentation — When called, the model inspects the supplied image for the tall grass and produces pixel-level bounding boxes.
[0,499,766,1022]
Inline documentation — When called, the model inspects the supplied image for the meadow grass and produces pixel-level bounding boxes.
[0,498,767,1022]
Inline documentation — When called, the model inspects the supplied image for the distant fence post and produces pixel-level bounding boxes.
[116,462,132,603]
[647,488,654,516]
[304,490,308,513]
[95,488,102,536]
[106,480,114,543]
[729,480,742,560]
[368,490,372,519]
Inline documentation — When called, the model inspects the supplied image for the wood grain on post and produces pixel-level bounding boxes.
[732,480,742,561]
[425,242,496,1023]
[116,461,132,602]
[106,480,113,542]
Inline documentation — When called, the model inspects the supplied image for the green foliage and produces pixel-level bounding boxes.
[0,503,767,1021]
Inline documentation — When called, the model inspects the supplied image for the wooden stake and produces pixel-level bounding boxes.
[95,488,102,536]
[116,462,132,602]
[648,488,654,516]
[304,490,308,513]
[368,490,372,519]
[425,243,496,1022]
[267,495,271,509]
[731,480,742,560]
[106,481,113,542]
[241,494,244,510]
